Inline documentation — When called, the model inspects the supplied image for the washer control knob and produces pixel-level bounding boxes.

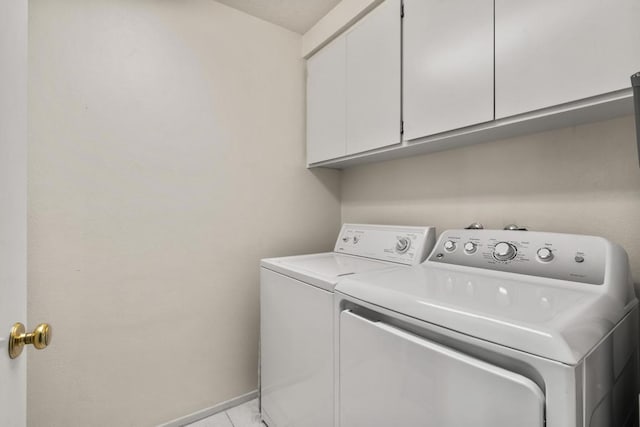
[464,242,477,254]
[493,242,517,261]
[395,237,411,254]
[444,240,456,252]
[537,247,554,262]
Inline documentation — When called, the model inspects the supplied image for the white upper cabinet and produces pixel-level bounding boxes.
[403,0,494,140]
[306,0,638,167]
[496,0,640,119]
[345,0,401,154]
[307,37,347,164]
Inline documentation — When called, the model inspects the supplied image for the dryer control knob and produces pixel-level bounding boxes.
[396,237,411,254]
[444,240,456,252]
[464,242,477,254]
[537,247,554,262]
[493,242,517,261]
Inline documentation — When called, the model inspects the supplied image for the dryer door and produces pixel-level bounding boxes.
[339,311,545,427]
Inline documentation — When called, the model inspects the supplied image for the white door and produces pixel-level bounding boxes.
[306,36,347,165]
[403,0,494,140]
[0,0,29,425]
[495,0,640,119]
[339,311,545,427]
[345,0,401,155]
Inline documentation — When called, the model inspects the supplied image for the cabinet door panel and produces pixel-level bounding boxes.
[404,0,494,140]
[496,0,640,119]
[307,37,346,164]
[346,0,401,155]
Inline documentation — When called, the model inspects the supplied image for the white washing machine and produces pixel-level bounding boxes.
[260,224,436,427]
[335,228,639,427]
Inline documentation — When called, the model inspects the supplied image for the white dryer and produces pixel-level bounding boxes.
[335,229,639,427]
[260,224,436,427]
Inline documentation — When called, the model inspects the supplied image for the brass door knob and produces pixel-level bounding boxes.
[8,322,52,359]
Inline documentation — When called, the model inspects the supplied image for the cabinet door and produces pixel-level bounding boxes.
[496,0,640,119]
[307,37,346,164]
[403,0,494,140]
[345,0,401,155]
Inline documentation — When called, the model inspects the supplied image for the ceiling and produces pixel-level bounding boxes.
[215,0,342,34]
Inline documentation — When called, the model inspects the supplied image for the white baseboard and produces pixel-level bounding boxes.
[157,389,259,427]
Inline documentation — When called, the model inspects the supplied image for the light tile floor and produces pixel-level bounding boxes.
[186,399,263,427]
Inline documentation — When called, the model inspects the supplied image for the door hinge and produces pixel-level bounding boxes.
[401,3,405,18]
[401,120,404,134]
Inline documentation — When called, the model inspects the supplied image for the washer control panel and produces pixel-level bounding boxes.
[428,229,607,285]
[335,224,436,265]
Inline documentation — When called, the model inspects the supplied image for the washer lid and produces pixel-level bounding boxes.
[261,253,397,292]
[336,263,637,364]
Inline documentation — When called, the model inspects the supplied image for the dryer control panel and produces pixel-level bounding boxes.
[335,224,436,265]
[428,229,609,285]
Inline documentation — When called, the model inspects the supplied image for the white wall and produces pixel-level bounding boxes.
[301,0,381,57]
[27,0,340,425]
[342,116,640,279]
